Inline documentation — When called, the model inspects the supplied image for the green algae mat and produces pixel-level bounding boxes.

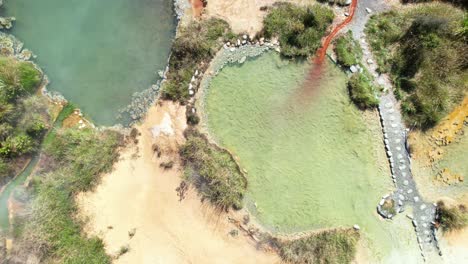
[204,52,421,262]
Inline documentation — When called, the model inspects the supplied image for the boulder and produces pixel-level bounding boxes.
[350,65,358,73]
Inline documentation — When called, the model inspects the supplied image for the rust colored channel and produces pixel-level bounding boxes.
[294,0,358,103]
[316,0,358,64]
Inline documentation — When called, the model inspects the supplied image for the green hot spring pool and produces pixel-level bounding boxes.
[203,52,422,263]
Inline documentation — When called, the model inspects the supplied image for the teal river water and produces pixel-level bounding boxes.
[1,0,176,125]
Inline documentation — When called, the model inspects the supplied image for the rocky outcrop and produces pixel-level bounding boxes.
[0,16,15,29]
[173,0,191,20]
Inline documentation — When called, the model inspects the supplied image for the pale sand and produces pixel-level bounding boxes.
[77,101,280,264]
[440,227,468,264]
[205,0,316,35]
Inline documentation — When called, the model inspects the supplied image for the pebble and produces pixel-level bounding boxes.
[353,224,360,230]
[414,196,420,202]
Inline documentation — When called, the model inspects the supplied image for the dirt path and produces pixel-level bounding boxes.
[77,101,280,264]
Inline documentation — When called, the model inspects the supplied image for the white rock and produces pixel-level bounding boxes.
[353,224,360,230]
[229,47,236,52]
[243,34,247,40]
[420,204,427,210]
[344,12,350,17]
[188,90,194,95]
[414,196,420,202]
[350,65,358,73]
[367,58,374,64]
[366,7,372,14]
[407,189,413,194]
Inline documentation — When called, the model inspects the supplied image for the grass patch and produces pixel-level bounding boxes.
[436,201,468,232]
[365,3,467,129]
[334,31,362,68]
[262,2,334,57]
[161,18,233,103]
[180,128,246,210]
[12,128,122,263]
[272,229,360,264]
[0,56,46,181]
[348,72,379,109]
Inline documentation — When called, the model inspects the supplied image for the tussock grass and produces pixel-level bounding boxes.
[262,2,334,57]
[161,18,233,102]
[365,3,467,129]
[436,201,468,232]
[0,56,46,180]
[272,229,360,264]
[180,129,246,210]
[12,128,122,263]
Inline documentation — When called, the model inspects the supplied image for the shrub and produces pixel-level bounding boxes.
[436,201,468,232]
[263,3,334,57]
[13,128,122,263]
[180,129,246,210]
[275,229,360,264]
[160,161,174,169]
[347,73,379,109]
[334,31,362,67]
[18,62,42,93]
[365,3,467,129]
[161,18,232,102]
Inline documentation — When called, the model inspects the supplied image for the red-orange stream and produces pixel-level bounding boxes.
[293,0,358,103]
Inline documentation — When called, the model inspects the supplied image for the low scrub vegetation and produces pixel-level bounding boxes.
[161,18,233,102]
[0,56,46,182]
[365,3,467,129]
[180,129,246,210]
[272,229,360,264]
[436,201,468,232]
[11,128,122,263]
[262,2,334,57]
[334,31,362,67]
[348,71,379,109]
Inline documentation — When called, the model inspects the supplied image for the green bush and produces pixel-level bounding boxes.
[365,3,467,129]
[18,62,42,93]
[275,229,360,264]
[161,18,232,102]
[263,3,334,57]
[16,128,122,263]
[436,201,468,232]
[180,129,246,210]
[347,73,379,109]
[334,31,362,67]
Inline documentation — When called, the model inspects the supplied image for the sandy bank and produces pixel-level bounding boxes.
[205,0,315,35]
[77,101,279,264]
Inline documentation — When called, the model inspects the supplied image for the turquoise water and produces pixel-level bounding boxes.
[0,154,39,232]
[1,0,175,125]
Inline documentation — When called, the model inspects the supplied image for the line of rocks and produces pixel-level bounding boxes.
[356,27,442,263]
